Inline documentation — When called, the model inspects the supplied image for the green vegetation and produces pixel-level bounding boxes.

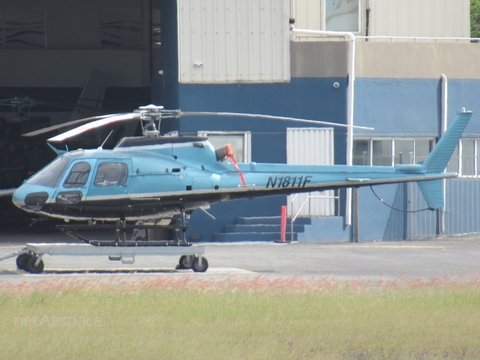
[472,0,480,37]
[1,277,480,359]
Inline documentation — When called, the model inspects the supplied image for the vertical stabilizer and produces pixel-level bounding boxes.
[422,109,472,173]
[417,109,472,209]
[417,179,444,209]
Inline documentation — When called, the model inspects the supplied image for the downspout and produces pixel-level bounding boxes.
[365,3,370,40]
[441,74,448,134]
[439,74,448,235]
[291,28,356,226]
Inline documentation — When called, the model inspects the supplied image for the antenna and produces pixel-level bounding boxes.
[98,130,114,149]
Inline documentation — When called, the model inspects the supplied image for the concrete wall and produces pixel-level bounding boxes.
[290,41,348,78]
[356,42,480,79]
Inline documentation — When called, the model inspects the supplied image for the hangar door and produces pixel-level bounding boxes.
[287,127,334,217]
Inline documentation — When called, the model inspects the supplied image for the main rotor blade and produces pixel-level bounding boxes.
[179,111,374,130]
[47,113,139,142]
[23,114,118,137]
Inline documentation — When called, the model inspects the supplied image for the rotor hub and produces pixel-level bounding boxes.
[135,105,182,137]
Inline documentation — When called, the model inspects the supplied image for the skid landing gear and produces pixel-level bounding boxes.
[3,244,207,274]
[0,212,209,274]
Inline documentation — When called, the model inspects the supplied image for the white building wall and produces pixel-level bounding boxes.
[291,0,470,38]
[287,127,335,217]
[290,0,324,31]
[177,0,290,83]
[368,0,470,38]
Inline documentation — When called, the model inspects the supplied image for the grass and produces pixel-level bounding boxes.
[0,276,480,359]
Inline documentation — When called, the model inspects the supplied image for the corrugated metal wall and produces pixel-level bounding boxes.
[359,179,480,241]
[177,0,290,83]
[402,179,480,240]
[291,0,324,31]
[287,127,335,216]
[291,0,470,38]
[367,0,470,38]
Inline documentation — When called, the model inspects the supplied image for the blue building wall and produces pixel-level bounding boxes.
[352,78,480,241]
[354,78,441,136]
[178,77,349,241]
[176,76,480,242]
[356,178,480,241]
[444,179,480,236]
[354,78,480,137]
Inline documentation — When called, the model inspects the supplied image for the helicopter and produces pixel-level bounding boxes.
[10,105,472,270]
[0,78,141,226]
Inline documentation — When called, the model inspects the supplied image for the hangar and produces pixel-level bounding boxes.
[1,0,479,242]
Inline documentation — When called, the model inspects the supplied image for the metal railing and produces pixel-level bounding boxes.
[294,34,479,44]
[288,192,340,242]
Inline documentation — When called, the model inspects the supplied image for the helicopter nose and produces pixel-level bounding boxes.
[12,186,49,212]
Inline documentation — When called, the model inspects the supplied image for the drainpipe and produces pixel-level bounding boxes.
[441,74,448,134]
[438,74,448,235]
[291,28,356,226]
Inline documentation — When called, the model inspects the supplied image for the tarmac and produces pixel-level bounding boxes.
[0,226,479,284]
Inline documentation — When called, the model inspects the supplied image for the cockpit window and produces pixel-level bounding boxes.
[94,162,128,187]
[64,161,91,188]
[26,156,69,188]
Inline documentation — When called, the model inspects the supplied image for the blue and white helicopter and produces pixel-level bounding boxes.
[11,105,472,272]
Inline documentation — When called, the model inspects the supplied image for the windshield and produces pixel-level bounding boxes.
[26,156,70,188]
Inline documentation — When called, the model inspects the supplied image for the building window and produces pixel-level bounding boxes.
[460,139,475,176]
[355,137,480,177]
[326,0,359,32]
[372,140,392,166]
[292,0,361,33]
[447,138,480,177]
[100,8,141,48]
[64,162,91,188]
[94,162,128,186]
[353,138,434,166]
[0,7,46,48]
[197,131,251,163]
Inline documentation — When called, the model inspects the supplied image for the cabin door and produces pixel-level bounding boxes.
[86,160,132,210]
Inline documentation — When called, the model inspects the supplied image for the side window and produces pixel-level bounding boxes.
[94,162,128,187]
[197,131,251,162]
[64,162,91,188]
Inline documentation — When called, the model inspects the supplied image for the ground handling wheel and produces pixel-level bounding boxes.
[16,253,30,270]
[176,255,194,270]
[24,255,44,274]
[192,256,208,273]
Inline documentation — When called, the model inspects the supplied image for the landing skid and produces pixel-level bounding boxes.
[3,243,207,274]
[0,221,208,274]
[57,220,190,247]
